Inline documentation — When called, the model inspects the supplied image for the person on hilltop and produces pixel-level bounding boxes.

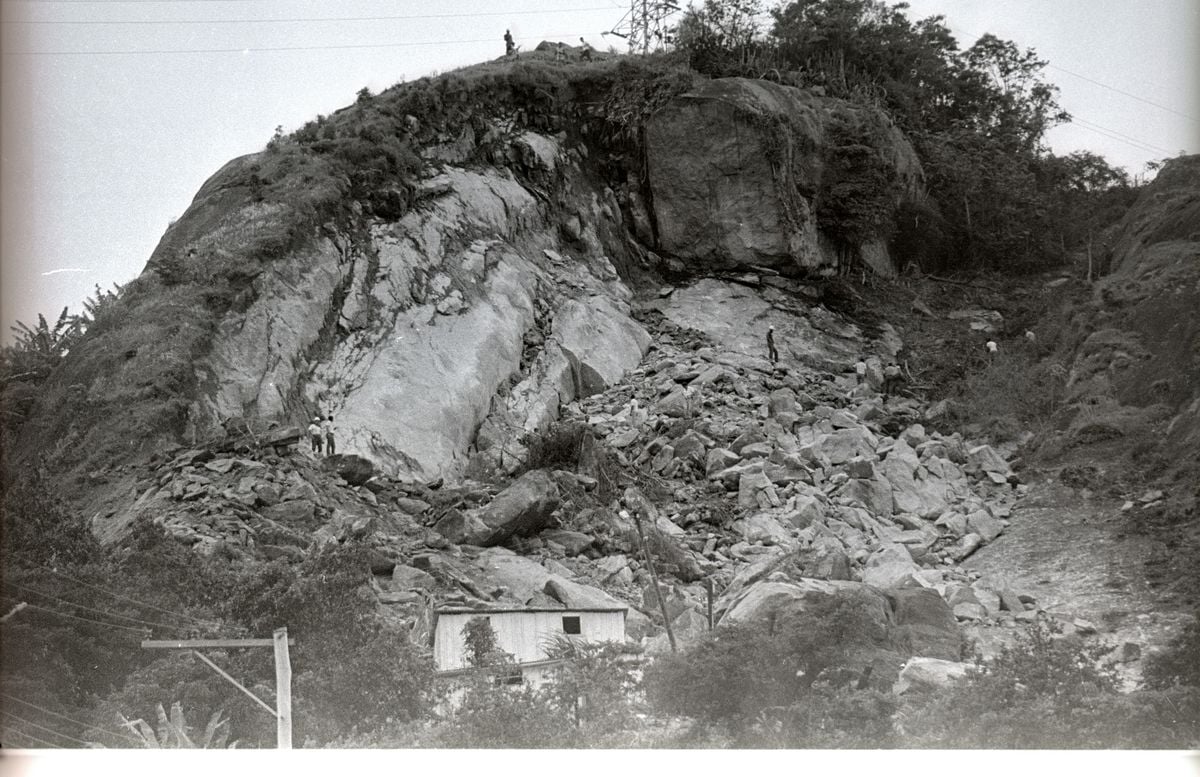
[504,29,515,57]
[555,42,567,62]
[766,325,779,364]
[578,37,593,61]
[307,416,323,454]
[323,415,336,456]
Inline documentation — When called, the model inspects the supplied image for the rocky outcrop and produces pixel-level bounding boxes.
[159,138,650,481]
[1038,155,1200,506]
[646,77,923,276]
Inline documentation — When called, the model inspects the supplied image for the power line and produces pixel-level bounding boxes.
[1,727,60,749]
[16,559,215,627]
[944,22,1197,125]
[1068,116,1174,156]
[1,693,142,745]
[2,32,594,55]
[1049,63,1197,123]
[1072,117,1173,154]
[6,581,193,631]
[5,599,151,634]
[0,710,93,747]
[5,6,616,24]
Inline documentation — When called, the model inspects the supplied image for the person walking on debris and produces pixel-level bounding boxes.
[883,362,902,398]
[323,415,336,456]
[578,37,593,61]
[308,416,323,454]
[504,29,515,57]
[766,325,778,364]
[854,356,868,386]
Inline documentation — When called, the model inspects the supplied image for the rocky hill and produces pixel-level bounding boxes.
[12,62,924,519]
[3,54,1197,748]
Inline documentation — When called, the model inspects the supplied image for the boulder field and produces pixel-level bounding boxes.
[104,273,1072,690]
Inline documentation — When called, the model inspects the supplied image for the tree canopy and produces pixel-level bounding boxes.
[674,0,1133,273]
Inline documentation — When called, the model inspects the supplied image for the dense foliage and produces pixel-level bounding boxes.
[676,0,1138,273]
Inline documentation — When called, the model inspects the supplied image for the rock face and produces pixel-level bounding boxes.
[1057,155,1200,479]
[101,133,650,484]
[646,77,923,275]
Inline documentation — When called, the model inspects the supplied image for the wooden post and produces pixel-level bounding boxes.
[705,579,714,631]
[627,505,676,653]
[142,632,294,750]
[274,627,292,750]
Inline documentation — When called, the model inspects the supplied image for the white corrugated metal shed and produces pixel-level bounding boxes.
[433,606,627,672]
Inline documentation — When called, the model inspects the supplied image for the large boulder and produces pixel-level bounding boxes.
[472,547,554,604]
[543,576,628,610]
[645,77,921,274]
[887,588,962,661]
[437,469,561,546]
[737,512,795,546]
[862,544,923,590]
[555,297,651,398]
[817,427,879,465]
[840,476,894,517]
[721,579,891,641]
[893,657,972,694]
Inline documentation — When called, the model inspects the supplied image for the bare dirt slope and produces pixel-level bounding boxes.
[964,478,1193,677]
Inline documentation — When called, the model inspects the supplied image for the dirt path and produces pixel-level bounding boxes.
[962,477,1192,681]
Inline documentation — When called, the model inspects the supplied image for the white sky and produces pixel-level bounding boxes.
[1,0,1198,338]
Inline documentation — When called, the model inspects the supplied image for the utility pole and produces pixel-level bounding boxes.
[142,629,294,749]
[0,602,27,623]
[273,627,292,749]
[622,494,677,653]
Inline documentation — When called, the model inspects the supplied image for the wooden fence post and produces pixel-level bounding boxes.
[274,627,292,750]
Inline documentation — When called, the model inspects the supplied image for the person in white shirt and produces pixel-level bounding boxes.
[307,417,323,454]
[322,415,336,456]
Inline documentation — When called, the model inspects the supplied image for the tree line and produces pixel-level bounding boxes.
[673,0,1140,274]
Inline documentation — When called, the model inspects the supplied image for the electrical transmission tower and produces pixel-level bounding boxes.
[605,0,681,55]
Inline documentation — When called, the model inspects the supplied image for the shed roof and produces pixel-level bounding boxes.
[435,606,627,615]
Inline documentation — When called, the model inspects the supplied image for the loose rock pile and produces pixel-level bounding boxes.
[102,280,1080,689]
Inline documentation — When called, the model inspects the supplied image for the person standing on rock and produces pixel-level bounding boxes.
[504,29,515,57]
[766,325,778,364]
[854,356,868,386]
[323,415,336,456]
[308,416,323,454]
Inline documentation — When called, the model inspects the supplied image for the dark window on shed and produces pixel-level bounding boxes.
[562,615,581,635]
[494,668,523,686]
